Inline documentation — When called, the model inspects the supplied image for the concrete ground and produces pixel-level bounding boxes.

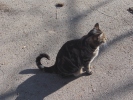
[0,0,133,100]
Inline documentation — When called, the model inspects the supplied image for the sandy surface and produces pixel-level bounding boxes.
[0,0,133,100]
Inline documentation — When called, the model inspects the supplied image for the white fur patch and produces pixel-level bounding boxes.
[90,47,99,63]
[100,33,103,37]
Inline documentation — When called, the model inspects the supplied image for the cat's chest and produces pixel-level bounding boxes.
[93,47,99,57]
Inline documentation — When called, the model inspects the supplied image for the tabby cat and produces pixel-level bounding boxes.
[36,23,106,77]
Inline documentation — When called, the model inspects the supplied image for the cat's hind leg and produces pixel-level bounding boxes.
[73,67,84,77]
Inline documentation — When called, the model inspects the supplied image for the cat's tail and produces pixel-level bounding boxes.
[36,53,55,73]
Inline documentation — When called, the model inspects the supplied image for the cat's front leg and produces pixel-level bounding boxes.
[84,63,92,75]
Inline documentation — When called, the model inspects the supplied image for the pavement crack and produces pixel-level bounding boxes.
[96,9,131,26]
[0,67,5,77]
[97,9,119,21]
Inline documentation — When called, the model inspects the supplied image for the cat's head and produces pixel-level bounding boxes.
[86,23,106,48]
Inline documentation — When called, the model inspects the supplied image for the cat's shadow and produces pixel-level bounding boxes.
[16,69,79,100]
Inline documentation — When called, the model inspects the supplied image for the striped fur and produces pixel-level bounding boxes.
[36,23,106,77]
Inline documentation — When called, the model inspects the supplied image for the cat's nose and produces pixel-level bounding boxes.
[102,39,106,43]
[103,39,106,43]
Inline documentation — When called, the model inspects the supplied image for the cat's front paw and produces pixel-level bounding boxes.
[86,71,93,75]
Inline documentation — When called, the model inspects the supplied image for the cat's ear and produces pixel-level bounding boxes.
[93,23,99,34]
[94,23,99,29]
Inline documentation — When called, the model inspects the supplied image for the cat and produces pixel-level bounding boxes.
[36,23,106,77]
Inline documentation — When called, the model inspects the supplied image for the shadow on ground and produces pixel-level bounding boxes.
[93,79,133,100]
[99,30,133,57]
[15,69,78,100]
[1,0,132,100]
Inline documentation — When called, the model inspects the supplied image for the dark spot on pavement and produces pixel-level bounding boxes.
[55,3,64,8]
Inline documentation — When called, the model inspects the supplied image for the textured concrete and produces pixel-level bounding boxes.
[0,0,133,100]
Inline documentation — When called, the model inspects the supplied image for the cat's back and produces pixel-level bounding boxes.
[56,39,81,58]
[61,39,81,49]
